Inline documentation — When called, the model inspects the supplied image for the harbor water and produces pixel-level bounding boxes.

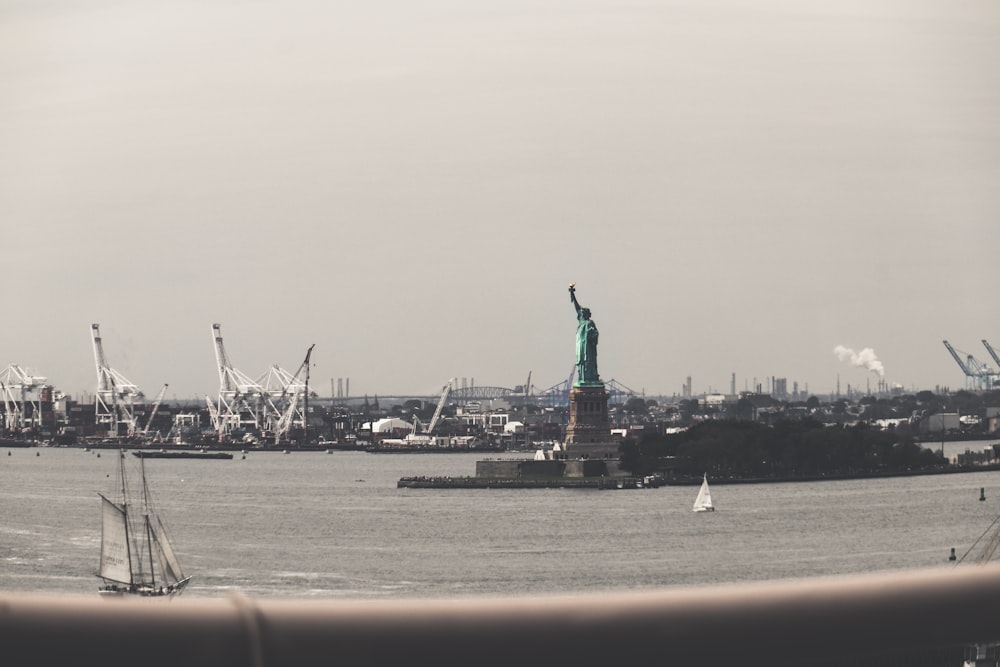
[3,445,1000,599]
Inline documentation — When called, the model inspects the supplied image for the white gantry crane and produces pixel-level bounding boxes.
[426,378,454,437]
[272,344,315,443]
[0,364,50,431]
[260,364,299,433]
[141,383,169,438]
[211,323,278,438]
[91,324,145,437]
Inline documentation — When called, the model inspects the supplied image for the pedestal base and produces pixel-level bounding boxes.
[565,384,612,445]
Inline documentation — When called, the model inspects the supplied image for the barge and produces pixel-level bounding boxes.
[397,475,659,490]
[132,450,234,460]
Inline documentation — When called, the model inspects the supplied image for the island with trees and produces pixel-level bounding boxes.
[619,423,1000,487]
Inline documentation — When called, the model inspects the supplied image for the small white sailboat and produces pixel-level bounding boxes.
[98,452,192,596]
[693,473,715,512]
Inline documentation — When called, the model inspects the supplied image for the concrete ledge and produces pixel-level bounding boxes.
[4,566,1000,665]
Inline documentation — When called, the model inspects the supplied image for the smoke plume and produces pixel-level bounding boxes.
[834,345,885,377]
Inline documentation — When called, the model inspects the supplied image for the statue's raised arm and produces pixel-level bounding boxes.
[569,283,582,316]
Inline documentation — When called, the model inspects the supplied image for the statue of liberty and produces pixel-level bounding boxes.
[569,283,601,386]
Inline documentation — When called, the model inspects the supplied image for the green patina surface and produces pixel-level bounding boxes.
[569,284,603,387]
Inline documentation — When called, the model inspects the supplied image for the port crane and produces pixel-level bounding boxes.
[211,323,278,437]
[982,340,1000,372]
[426,378,453,436]
[535,367,577,407]
[141,383,169,438]
[301,343,313,443]
[408,379,456,437]
[91,324,144,437]
[389,379,455,448]
[518,371,532,397]
[204,396,220,433]
[0,381,17,430]
[0,364,50,431]
[942,340,997,391]
[261,365,297,425]
[273,344,315,443]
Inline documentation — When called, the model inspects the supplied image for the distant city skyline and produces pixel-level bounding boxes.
[16,334,987,403]
[2,1,997,403]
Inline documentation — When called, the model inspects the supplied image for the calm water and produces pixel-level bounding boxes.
[3,445,1000,599]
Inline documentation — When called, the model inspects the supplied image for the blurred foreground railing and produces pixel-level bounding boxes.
[4,566,1000,666]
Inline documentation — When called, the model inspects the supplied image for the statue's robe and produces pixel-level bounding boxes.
[576,315,600,385]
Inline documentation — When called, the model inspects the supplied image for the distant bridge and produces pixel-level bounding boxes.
[451,379,640,406]
[450,386,519,401]
[318,377,639,408]
[535,378,639,406]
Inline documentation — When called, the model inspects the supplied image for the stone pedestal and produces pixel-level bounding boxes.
[565,385,611,443]
[564,384,618,459]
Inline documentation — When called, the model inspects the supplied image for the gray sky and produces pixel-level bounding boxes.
[2,0,998,401]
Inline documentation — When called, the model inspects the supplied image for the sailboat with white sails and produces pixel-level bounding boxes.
[693,473,715,512]
[98,451,192,596]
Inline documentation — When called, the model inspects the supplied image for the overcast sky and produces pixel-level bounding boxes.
[2,0,998,401]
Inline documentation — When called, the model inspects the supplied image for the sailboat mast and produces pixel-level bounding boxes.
[145,516,156,588]
[119,450,134,585]
[140,457,156,588]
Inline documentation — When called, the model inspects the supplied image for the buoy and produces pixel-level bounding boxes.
[981,487,986,502]
[950,547,957,561]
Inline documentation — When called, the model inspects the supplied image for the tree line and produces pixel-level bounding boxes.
[620,419,946,479]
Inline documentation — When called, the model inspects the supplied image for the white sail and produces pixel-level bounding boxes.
[693,474,714,512]
[150,515,185,586]
[99,494,132,584]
